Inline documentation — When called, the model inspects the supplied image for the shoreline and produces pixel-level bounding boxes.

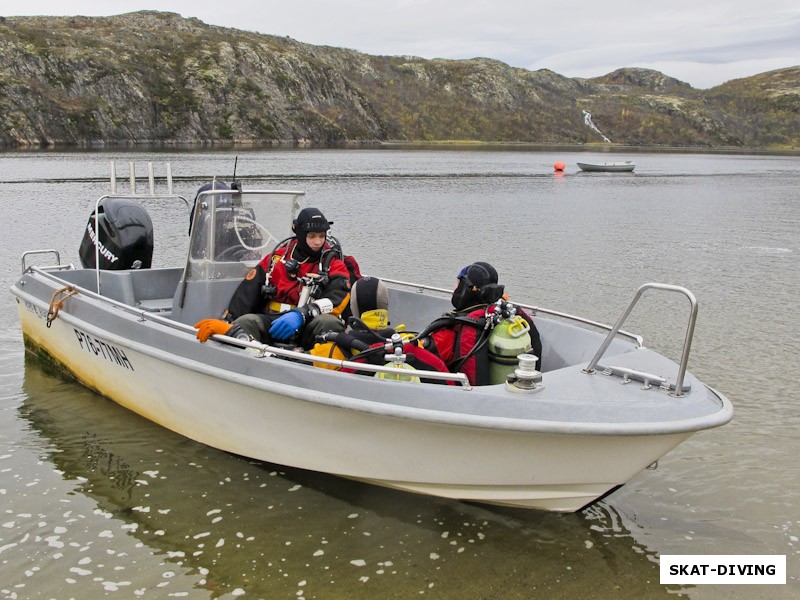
[2,139,799,156]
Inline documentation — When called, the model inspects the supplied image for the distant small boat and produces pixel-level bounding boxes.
[577,161,635,173]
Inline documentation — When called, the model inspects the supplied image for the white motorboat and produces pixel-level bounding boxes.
[11,165,732,512]
[577,161,636,172]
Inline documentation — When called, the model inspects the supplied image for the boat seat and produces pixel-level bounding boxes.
[137,298,173,313]
[170,278,243,326]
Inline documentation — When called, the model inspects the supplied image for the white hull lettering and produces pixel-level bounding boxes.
[86,222,119,264]
[73,329,134,371]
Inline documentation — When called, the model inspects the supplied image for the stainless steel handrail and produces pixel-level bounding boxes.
[21,249,62,273]
[93,161,190,295]
[583,283,698,396]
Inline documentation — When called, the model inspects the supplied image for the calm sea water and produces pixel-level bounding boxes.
[1,148,799,599]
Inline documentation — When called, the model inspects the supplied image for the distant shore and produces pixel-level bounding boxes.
[3,140,798,156]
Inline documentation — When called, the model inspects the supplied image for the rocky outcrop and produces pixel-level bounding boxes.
[0,12,797,148]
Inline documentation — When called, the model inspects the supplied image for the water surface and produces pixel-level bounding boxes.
[1,149,798,599]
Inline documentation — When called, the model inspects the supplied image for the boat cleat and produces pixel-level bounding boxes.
[245,346,274,358]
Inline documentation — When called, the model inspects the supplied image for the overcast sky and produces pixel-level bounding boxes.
[7,1,800,89]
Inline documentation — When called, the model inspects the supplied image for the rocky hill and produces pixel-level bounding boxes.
[0,11,797,148]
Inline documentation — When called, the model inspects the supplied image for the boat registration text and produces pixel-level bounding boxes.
[73,328,135,371]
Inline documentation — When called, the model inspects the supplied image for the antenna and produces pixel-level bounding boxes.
[231,155,240,191]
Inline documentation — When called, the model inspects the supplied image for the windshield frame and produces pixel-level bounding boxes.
[184,188,305,282]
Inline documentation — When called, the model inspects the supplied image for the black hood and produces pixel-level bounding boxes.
[451,262,504,310]
[292,207,331,260]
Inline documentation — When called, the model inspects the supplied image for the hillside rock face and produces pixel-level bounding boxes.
[0,12,797,148]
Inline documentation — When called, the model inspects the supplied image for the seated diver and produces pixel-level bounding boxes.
[194,207,351,350]
[311,277,452,381]
[417,262,543,386]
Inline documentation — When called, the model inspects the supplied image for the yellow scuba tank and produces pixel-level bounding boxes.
[374,333,420,383]
[374,362,420,383]
[488,315,532,385]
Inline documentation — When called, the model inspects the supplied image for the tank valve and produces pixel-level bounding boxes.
[376,334,420,383]
[505,353,542,393]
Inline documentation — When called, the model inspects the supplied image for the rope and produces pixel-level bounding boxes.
[46,286,78,328]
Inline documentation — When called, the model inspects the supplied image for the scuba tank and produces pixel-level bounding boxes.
[487,310,533,385]
[374,334,420,383]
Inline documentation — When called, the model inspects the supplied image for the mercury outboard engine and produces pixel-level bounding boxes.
[79,198,154,270]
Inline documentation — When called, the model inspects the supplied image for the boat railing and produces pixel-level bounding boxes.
[93,161,190,296]
[582,283,698,396]
[26,266,473,388]
[380,277,643,346]
[21,249,73,273]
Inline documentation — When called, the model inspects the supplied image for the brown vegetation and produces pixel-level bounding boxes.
[0,12,797,148]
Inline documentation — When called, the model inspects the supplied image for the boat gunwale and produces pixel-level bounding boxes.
[12,270,734,437]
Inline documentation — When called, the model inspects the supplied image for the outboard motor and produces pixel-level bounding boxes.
[79,198,154,270]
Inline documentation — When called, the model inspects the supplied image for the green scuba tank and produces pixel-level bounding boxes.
[488,315,532,385]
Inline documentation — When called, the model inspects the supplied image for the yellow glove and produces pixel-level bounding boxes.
[194,319,232,343]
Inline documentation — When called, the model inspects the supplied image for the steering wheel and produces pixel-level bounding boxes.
[216,245,260,262]
[233,215,276,252]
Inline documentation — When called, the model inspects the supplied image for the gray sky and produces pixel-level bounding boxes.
[6,1,800,89]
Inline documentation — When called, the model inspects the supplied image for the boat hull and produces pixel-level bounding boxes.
[15,292,697,513]
[577,162,635,172]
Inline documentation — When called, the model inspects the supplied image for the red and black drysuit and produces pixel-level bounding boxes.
[422,304,543,386]
[223,239,352,348]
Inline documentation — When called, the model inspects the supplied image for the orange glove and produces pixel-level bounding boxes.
[194,319,232,343]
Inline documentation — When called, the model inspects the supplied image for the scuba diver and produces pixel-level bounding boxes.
[194,207,352,350]
[417,262,543,386]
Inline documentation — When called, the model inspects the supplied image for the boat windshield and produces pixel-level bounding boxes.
[184,188,304,282]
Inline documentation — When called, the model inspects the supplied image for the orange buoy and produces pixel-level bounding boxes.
[554,161,565,172]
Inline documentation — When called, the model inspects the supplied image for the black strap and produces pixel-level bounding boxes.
[412,312,486,342]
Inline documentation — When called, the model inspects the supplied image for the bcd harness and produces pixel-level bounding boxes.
[419,298,535,386]
[260,237,349,320]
